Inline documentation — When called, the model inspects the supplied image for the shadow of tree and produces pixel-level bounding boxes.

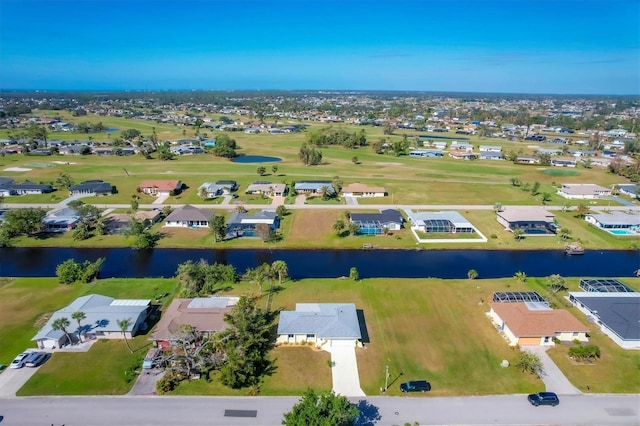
[355,399,381,426]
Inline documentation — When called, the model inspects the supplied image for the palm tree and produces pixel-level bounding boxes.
[71,311,86,343]
[513,228,525,241]
[514,271,527,283]
[467,269,478,280]
[560,227,572,241]
[271,260,288,286]
[333,219,345,236]
[117,318,134,353]
[52,317,73,347]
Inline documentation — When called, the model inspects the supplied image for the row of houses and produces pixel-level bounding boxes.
[34,277,639,354]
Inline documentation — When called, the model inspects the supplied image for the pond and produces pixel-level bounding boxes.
[233,155,282,163]
[1,247,638,280]
[104,128,120,133]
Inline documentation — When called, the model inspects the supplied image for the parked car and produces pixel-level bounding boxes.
[10,352,28,369]
[528,392,559,407]
[23,352,47,368]
[400,380,431,393]
[142,348,161,369]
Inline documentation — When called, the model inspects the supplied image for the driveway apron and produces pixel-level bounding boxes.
[522,346,581,395]
[324,342,365,397]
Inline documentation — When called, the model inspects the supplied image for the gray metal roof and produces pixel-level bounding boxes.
[33,294,150,341]
[277,303,361,340]
[351,209,402,225]
[570,292,640,341]
[165,205,214,222]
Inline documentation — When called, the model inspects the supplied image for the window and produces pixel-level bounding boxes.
[572,332,578,337]
[544,336,550,343]
[306,334,315,339]
[287,334,294,339]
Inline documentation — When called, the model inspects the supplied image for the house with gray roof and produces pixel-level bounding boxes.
[245,181,287,196]
[43,207,80,232]
[407,210,474,234]
[569,292,640,349]
[277,303,362,347]
[226,210,279,238]
[33,294,151,349]
[294,181,335,195]
[69,180,114,196]
[496,207,556,235]
[214,180,238,193]
[350,209,403,235]
[557,183,611,199]
[0,177,14,196]
[585,211,640,233]
[11,181,53,195]
[164,205,213,228]
[617,184,639,199]
[197,182,224,199]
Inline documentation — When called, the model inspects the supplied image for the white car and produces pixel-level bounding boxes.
[10,352,28,369]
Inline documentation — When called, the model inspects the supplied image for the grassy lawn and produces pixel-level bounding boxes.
[17,337,148,396]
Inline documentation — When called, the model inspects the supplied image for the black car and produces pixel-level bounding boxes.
[400,380,431,393]
[527,392,559,406]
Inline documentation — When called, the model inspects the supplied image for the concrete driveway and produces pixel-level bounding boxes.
[324,342,365,397]
[129,368,165,395]
[0,365,41,397]
[344,196,359,205]
[522,346,581,395]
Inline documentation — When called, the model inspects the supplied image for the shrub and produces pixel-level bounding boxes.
[490,233,498,239]
[156,371,183,394]
[569,345,600,361]
[513,351,542,374]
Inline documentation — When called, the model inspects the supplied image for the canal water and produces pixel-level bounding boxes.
[1,247,639,280]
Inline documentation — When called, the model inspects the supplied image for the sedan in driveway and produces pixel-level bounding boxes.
[23,352,47,368]
[528,392,560,407]
[10,353,28,369]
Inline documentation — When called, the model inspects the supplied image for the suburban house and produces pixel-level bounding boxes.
[450,142,474,152]
[170,145,204,155]
[557,183,611,199]
[585,211,640,233]
[139,180,182,196]
[197,182,224,199]
[550,158,578,167]
[0,177,14,196]
[215,180,238,193]
[496,207,556,235]
[152,296,239,350]
[294,181,335,195]
[479,145,502,153]
[163,205,213,228]
[349,209,403,235]
[32,294,151,349]
[42,208,80,232]
[245,181,287,197]
[104,210,162,234]
[617,184,639,199]
[226,210,279,238]
[569,279,639,349]
[342,183,386,198]
[276,303,362,348]
[407,210,475,234]
[69,180,114,196]
[11,181,53,195]
[409,149,444,158]
[488,292,589,346]
[449,150,478,160]
[479,152,503,160]
[515,156,540,165]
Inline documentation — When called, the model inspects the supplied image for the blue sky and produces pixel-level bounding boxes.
[1,0,638,94]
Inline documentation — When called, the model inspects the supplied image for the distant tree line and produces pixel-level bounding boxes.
[306,128,367,149]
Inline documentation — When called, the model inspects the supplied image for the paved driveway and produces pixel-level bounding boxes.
[129,368,165,395]
[522,346,581,395]
[324,342,365,397]
[153,193,170,205]
[344,196,358,206]
[0,365,40,397]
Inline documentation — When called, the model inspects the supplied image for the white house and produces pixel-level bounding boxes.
[163,205,213,228]
[557,184,611,199]
[342,183,386,197]
[277,303,362,348]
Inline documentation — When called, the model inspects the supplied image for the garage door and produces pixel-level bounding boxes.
[331,339,356,347]
[519,337,541,346]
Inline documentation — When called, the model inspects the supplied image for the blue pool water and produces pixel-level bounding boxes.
[607,229,637,236]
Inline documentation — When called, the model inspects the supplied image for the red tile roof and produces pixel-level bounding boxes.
[139,180,180,191]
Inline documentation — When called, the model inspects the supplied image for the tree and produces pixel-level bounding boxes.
[509,177,522,187]
[218,296,274,389]
[52,317,73,347]
[271,260,288,286]
[547,274,567,293]
[257,166,267,176]
[275,205,288,218]
[493,202,503,212]
[467,269,478,280]
[131,230,160,250]
[72,222,91,241]
[333,219,346,236]
[514,271,527,283]
[513,227,525,241]
[349,267,359,281]
[56,259,83,284]
[71,311,86,343]
[541,192,552,205]
[348,222,360,236]
[351,156,359,165]
[56,173,74,190]
[575,203,590,218]
[130,195,139,211]
[282,389,359,426]
[27,123,48,147]
[531,181,541,196]
[513,351,542,375]
[3,208,47,238]
[560,227,572,241]
[211,215,227,243]
[156,143,176,160]
[272,165,279,175]
[121,128,141,141]
[117,318,134,353]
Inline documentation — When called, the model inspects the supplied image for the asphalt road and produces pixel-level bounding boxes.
[0,394,638,426]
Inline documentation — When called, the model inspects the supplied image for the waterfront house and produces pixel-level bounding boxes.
[349,209,403,235]
[42,207,80,232]
[163,205,213,228]
[226,210,279,238]
[276,303,362,347]
[407,210,474,234]
[585,211,640,233]
[496,207,556,235]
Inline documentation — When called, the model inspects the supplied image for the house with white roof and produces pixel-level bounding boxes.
[406,210,474,234]
[276,303,362,348]
[33,294,151,349]
[557,184,611,199]
[585,211,640,233]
